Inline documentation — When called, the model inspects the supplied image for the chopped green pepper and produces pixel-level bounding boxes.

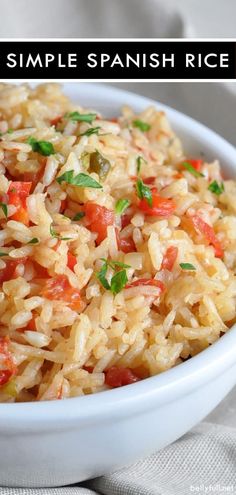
[89,151,111,180]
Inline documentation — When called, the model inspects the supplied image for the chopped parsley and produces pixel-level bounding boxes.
[72,212,85,221]
[27,238,39,244]
[179,262,196,271]
[181,161,204,178]
[136,155,147,175]
[7,128,14,134]
[133,120,151,132]
[208,180,225,196]
[96,258,130,294]
[79,126,101,137]
[56,170,102,189]
[115,199,130,215]
[136,179,153,207]
[27,137,55,156]
[0,202,8,218]
[65,111,97,123]
[50,224,72,241]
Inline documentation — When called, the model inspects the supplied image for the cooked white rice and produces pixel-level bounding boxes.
[0,83,235,402]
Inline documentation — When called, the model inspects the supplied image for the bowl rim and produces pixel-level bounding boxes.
[1,82,236,425]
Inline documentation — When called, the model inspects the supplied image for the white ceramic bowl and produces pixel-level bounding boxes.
[1,83,236,488]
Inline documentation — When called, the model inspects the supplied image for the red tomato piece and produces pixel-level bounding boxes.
[173,172,184,179]
[126,278,165,293]
[8,182,32,197]
[60,198,67,214]
[33,262,49,279]
[181,159,203,172]
[121,212,133,229]
[83,366,94,374]
[143,177,156,185]
[0,369,13,386]
[41,275,83,311]
[7,181,32,225]
[139,193,176,217]
[0,258,27,285]
[26,316,37,331]
[161,246,178,271]
[192,215,223,258]
[130,176,156,185]
[105,366,140,388]
[67,252,77,271]
[118,236,136,254]
[85,202,114,244]
[50,116,62,126]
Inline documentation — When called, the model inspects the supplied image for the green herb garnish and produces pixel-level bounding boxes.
[7,128,14,134]
[72,212,85,221]
[110,270,128,295]
[136,179,153,207]
[79,126,101,137]
[208,180,224,196]
[27,137,55,156]
[136,155,147,175]
[66,111,97,123]
[179,263,196,271]
[0,202,8,218]
[27,238,39,244]
[0,252,8,256]
[133,120,151,132]
[50,224,72,241]
[96,258,130,294]
[57,170,102,189]
[115,199,130,215]
[181,161,204,178]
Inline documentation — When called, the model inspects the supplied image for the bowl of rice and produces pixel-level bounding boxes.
[0,82,236,487]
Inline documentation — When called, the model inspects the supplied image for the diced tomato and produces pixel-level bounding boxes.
[41,275,84,311]
[0,337,17,386]
[85,202,114,244]
[33,262,49,279]
[192,215,224,258]
[67,252,77,271]
[139,193,176,217]
[143,177,156,185]
[174,172,184,179]
[60,198,67,214]
[0,258,27,285]
[110,117,118,123]
[83,366,94,374]
[117,234,136,254]
[8,182,32,197]
[26,316,37,331]
[126,278,165,293]
[131,176,156,185]
[121,212,133,229]
[7,181,32,225]
[50,116,62,127]
[181,159,203,172]
[105,366,140,388]
[0,369,13,386]
[161,246,178,271]
[119,236,136,254]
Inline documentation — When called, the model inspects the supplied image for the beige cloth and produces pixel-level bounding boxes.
[0,423,235,494]
[0,0,236,492]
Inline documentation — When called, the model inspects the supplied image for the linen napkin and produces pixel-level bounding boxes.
[0,422,235,494]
